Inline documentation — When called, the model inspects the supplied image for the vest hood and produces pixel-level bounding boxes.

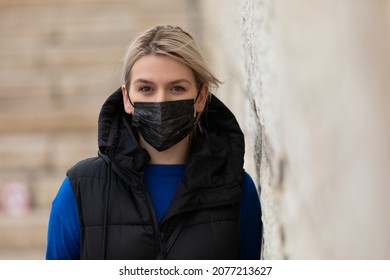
[97,88,151,172]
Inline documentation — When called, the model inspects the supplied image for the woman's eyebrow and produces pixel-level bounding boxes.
[132,79,192,85]
[133,78,154,85]
[169,79,192,85]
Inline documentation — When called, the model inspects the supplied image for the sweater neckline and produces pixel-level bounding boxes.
[144,164,185,176]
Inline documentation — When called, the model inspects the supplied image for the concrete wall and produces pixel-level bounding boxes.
[199,0,390,259]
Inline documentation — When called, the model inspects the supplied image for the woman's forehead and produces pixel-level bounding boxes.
[130,54,196,84]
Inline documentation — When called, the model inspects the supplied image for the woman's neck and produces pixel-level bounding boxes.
[140,136,190,164]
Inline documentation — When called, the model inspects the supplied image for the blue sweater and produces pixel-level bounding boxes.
[46,164,262,259]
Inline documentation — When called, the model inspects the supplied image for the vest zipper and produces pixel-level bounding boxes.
[142,181,165,258]
[159,232,167,259]
[156,222,170,259]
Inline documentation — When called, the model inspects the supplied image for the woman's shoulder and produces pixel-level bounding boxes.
[242,171,257,192]
[66,156,106,180]
[241,171,260,207]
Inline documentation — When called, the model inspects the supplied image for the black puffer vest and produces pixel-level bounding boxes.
[67,88,245,259]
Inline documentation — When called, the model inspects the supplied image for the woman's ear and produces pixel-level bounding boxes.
[195,84,209,113]
[122,85,133,114]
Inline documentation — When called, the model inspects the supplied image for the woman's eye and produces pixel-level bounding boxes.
[139,86,153,93]
[171,86,185,93]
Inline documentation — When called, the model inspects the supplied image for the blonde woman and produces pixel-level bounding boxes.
[46,25,262,260]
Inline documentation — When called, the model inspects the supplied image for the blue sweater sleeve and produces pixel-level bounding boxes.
[239,172,262,260]
[46,176,80,260]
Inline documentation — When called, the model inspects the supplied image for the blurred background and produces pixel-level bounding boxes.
[0,0,203,259]
[1,0,390,259]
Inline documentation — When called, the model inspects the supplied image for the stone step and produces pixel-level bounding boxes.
[0,27,132,53]
[0,172,62,211]
[0,108,98,133]
[0,88,107,133]
[0,209,49,251]
[0,0,187,48]
[0,0,187,24]
[0,131,97,211]
[0,64,121,95]
[0,88,107,111]
[32,173,68,210]
[0,47,123,71]
[0,131,97,175]
[0,249,45,260]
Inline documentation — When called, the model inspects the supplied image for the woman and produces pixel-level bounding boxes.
[46,25,262,260]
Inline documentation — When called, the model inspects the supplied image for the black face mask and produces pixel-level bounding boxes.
[131,99,198,151]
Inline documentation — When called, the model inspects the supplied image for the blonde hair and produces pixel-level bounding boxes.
[123,25,221,91]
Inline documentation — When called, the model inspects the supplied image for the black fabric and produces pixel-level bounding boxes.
[132,99,198,151]
[67,88,245,259]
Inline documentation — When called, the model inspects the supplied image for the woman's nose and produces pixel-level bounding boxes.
[154,90,169,102]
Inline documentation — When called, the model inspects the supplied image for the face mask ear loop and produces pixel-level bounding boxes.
[127,91,135,107]
[193,87,203,126]
[193,84,204,105]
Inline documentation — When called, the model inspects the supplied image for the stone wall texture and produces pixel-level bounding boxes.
[199,0,390,259]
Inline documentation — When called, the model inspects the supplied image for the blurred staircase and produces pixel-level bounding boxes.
[0,0,191,259]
